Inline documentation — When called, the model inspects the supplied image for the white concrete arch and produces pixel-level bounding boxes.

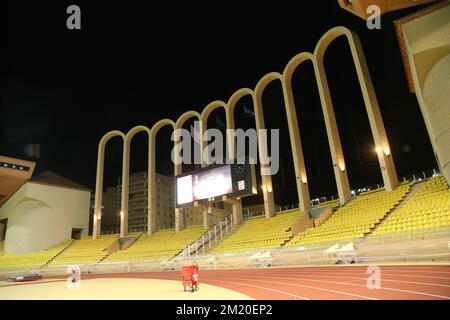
[253,72,285,216]
[254,69,311,212]
[281,54,318,210]
[227,88,254,116]
[119,126,152,237]
[199,101,229,228]
[174,111,202,231]
[93,130,126,239]
[313,26,398,191]
[175,110,202,129]
[93,26,400,239]
[283,51,351,206]
[200,100,228,166]
[148,119,176,234]
[225,86,276,218]
[225,89,254,163]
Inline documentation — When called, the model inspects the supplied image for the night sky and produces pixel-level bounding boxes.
[2,2,437,206]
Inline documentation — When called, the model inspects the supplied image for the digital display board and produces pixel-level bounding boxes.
[175,163,256,207]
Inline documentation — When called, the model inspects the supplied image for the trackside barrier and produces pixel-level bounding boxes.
[358,225,450,246]
[2,234,447,278]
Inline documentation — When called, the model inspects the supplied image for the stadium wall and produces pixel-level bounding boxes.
[0,182,90,254]
[395,1,450,185]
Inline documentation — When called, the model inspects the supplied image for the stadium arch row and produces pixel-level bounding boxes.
[92,26,399,239]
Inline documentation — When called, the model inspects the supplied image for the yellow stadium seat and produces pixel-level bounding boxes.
[287,183,411,247]
[104,226,206,262]
[0,240,73,270]
[211,209,304,254]
[368,176,450,240]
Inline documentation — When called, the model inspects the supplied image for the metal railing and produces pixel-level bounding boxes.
[179,214,235,257]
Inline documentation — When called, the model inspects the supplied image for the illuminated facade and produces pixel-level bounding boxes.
[394,1,450,187]
[337,0,438,20]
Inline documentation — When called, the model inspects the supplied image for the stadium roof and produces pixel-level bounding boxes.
[0,155,36,207]
[30,171,91,192]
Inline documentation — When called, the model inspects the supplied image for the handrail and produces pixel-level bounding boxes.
[179,213,235,257]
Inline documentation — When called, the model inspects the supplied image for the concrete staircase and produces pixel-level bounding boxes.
[205,220,244,254]
[43,239,76,267]
[365,181,424,236]
[393,181,425,210]
[99,233,143,262]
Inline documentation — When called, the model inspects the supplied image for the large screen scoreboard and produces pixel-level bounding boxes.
[175,163,257,208]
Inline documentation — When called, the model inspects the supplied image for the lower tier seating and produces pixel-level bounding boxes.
[370,176,450,238]
[287,183,411,247]
[104,226,206,262]
[49,234,118,266]
[0,240,73,270]
[211,209,305,254]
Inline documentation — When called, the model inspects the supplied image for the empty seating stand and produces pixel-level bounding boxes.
[370,176,450,240]
[49,234,118,266]
[211,209,305,254]
[287,183,411,247]
[0,240,73,270]
[313,199,340,209]
[104,226,206,262]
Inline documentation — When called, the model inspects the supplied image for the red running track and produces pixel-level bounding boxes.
[86,265,450,300]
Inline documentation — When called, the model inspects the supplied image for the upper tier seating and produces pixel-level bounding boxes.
[0,239,73,270]
[287,183,411,247]
[104,226,206,262]
[211,209,305,254]
[371,176,450,238]
[49,234,118,266]
[313,199,340,209]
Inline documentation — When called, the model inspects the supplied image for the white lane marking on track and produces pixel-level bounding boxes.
[206,277,377,300]
[346,270,450,275]
[283,269,450,275]
[199,267,450,277]
[235,272,450,287]
[223,275,450,300]
[206,279,310,300]
[341,279,366,284]
[252,270,450,280]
